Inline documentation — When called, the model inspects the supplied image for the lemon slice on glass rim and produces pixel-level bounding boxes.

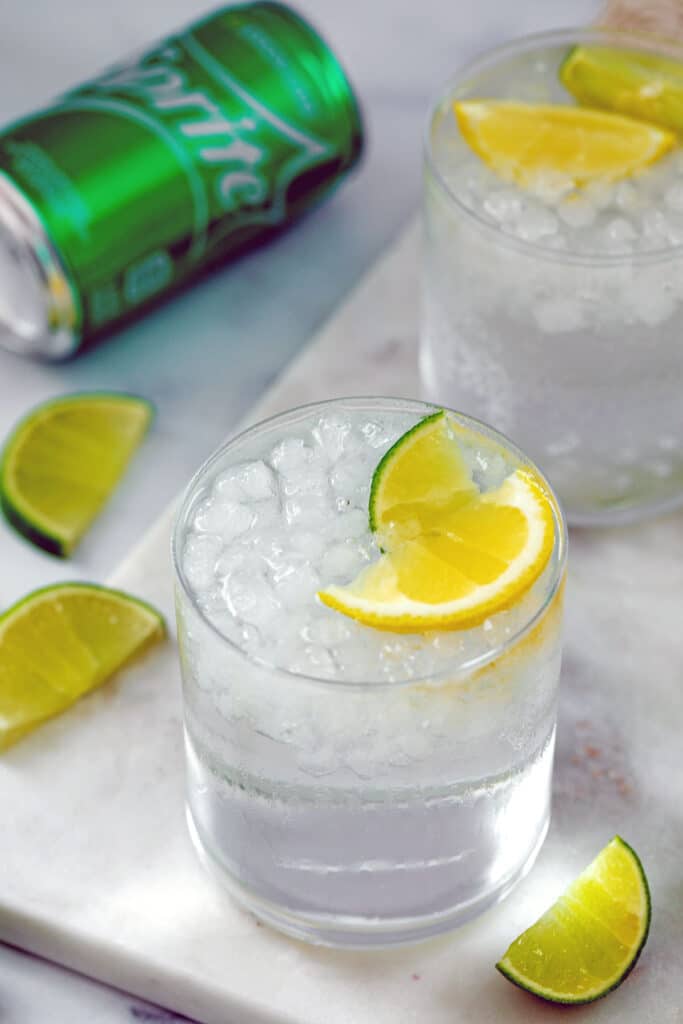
[318,410,557,632]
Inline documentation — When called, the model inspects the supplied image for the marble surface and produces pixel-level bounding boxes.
[0,0,604,1020]
[0,945,192,1023]
[2,219,682,1024]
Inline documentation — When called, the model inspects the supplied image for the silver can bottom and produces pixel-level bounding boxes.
[0,172,79,360]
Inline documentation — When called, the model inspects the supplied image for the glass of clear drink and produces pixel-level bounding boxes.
[173,398,566,947]
[422,29,683,525]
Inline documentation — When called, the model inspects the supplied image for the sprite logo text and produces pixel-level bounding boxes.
[0,4,358,347]
[74,32,331,225]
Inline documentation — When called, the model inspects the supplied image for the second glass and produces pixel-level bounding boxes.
[422,28,683,525]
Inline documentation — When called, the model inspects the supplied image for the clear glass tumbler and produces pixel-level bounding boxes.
[173,397,566,947]
[422,28,683,525]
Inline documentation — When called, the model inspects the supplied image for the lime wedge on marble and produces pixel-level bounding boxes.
[1,392,153,557]
[0,583,164,750]
[497,836,651,1004]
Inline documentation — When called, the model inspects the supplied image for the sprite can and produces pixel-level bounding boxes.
[0,1,362,359]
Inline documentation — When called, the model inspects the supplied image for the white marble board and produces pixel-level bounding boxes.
[0,221,682,1024]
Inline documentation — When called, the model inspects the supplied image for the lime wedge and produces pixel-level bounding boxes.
[1,392,153,557]
[319,411,556,632]
[561,45,683,135]
[454,100,674,188]
[369,410,478,540]
[497,836,651,1004]
[0,583,164,750]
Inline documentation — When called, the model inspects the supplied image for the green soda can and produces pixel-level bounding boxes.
[0,2,362,359]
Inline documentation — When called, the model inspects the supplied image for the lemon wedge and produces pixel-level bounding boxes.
[454,100,675,188]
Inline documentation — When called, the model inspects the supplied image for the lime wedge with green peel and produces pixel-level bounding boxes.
[454,100,675,188]
[369,411,478,541]
[0,583,165,750]
[1,392,153,557]
[561,45,683,135]
[497,836,651,1005]
[319,411,556,632]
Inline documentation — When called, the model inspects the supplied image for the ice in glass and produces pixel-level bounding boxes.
[173,398,566,946]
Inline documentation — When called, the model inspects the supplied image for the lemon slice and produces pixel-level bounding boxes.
[454,100,675,188]
[0,583,165,750]
[319,411,555,632]
[497,836,651,1004]
[561,46,683,135]
[1,392,153,557]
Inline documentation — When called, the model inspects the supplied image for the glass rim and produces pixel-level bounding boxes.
[172,396,568,690]
[423,25,683,268]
